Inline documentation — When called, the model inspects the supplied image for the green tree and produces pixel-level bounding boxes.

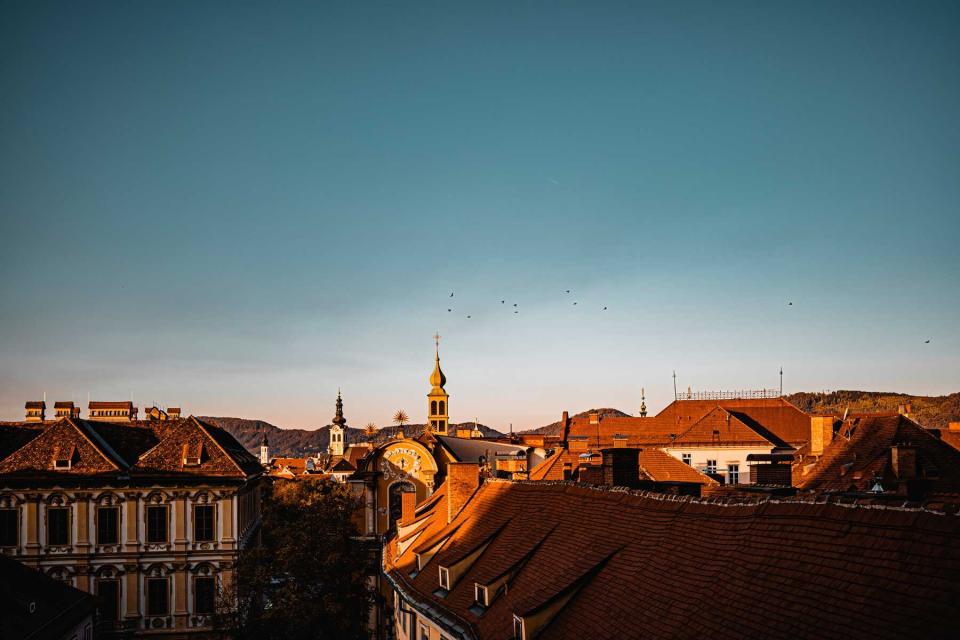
[216,478,370,640]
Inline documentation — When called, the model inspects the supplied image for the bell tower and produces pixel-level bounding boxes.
[329,390,347,457]
[427,333,449,435]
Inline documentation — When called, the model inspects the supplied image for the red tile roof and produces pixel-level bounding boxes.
[384,479,960,639]
[637,448,718,485]
[563,398,810,449]
[0,417,261,482]
[794,414,960,496]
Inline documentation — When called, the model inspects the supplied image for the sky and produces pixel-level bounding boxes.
[1,1,958,431]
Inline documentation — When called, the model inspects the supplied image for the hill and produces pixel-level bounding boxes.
[518,408,632,436]
[207,391,959,458]
[784,390,960,430]
[202,417,505,458]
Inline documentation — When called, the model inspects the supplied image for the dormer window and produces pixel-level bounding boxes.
[182,443,205,467]
[53,446,76,470]
[475,583,488,607]
[513,615,525,640]
[438,566,450,590]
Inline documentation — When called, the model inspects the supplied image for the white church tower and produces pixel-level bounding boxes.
[328,390,347,457]
[259,432,270,465]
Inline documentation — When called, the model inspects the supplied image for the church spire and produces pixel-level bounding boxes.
[639,387,647,417]
[430,332,446,391]
[427,333,449,435]
[333,389,346,426]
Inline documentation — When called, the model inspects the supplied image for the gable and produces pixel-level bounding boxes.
[0,419,119,475]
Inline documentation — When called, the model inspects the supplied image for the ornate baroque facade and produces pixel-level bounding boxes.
[0,416,264,638]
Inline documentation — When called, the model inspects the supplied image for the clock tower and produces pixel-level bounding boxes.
[427,333,449,435]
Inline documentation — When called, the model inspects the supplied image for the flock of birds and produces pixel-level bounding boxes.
[442,293,934,344]
[445,289,610,319]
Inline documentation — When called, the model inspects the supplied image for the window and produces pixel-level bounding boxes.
[513,615,525,640]
[47,507,69,545]
[146,506,168,543]
[438,401,445,414]
[705,459,717,475]
[438,566,449,589]
[431,401,438,415]
[727,464,740,485]
[0,508,16,547]
[474,583,488,607]
[194,505,215,542]
[97,507,119,545]
[419,623,430,640]
[96,579,120,621]
[681,453,691,466]
[195,576,215,614]
[146,577,169,615]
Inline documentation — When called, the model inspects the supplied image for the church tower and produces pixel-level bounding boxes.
[259,432,270,465]
[427,333,449,435]
[329,390,347,457]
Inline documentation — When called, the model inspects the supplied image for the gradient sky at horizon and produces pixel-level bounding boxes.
[1,1,958,430]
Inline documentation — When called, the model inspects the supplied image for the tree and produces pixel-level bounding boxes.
[215,478,371,640]
[393,410,409,428]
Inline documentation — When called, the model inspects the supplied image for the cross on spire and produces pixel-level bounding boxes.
[433,331,441,351]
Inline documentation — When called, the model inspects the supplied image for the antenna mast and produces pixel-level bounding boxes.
[672,371,677,401]
[779,367,783,397]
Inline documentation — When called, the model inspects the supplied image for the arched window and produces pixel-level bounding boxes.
[388,482,415,532]
[438,401,445,415]
[431,401,438,415]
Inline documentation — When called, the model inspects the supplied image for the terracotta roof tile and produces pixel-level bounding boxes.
[385,480,960,639]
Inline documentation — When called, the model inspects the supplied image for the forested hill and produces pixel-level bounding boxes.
[784,391,960,430]
[206,391,959,458]
[202,417,505,458]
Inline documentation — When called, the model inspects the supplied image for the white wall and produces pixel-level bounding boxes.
[662,446,770,484]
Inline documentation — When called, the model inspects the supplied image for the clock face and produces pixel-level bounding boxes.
[383,446,424,479]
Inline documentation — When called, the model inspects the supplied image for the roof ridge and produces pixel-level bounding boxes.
[65,418,125,470]
[495,478,957,516]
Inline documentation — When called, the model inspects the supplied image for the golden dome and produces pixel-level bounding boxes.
[430,351,446,390]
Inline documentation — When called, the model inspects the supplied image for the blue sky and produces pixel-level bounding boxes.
[1,1,958,429]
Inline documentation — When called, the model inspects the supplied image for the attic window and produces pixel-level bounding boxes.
[182,443,205,467]
[438,566,450,590]
[475,584,488,607]
[53,446,76,470]
[513,615,525,640]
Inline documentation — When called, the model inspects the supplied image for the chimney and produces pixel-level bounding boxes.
[446,462,479,524]
[401,491,417,524]
[613,433,628,448]
[601,448,640,488]
[809,416,834,456]
[891,446,917,480]
[589,412,600,425]
[55,402,78,420]
[560,411,571,441]
[25,401,46,422]
[898,404,913,417]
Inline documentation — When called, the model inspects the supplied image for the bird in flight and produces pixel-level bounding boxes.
[466,315,472,319]
[788,302,793,306]
[513,303,517,307]
[565,290,570,293]
[603,307,608,311]
[925,339,931,344]
[501,300,505,304]
[450,292,454,297]
[447,308,452,312]
[573,302,578,306]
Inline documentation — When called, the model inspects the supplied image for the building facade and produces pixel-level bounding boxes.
[0,415,264,638]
